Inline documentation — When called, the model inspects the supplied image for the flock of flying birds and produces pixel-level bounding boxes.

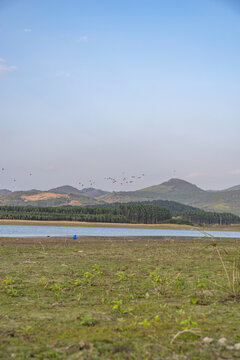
[79,173,145,188]
[1,167,146,189]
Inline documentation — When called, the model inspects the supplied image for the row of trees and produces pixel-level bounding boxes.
[180,210,240,225]
[0,204,239,225]
[116,204,171,224]
[0,204,171,224]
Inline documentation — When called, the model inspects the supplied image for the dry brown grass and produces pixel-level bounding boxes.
[0,219,197,229]
[21,192,68,201]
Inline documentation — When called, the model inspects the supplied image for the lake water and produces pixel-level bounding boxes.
[0,224,240,238]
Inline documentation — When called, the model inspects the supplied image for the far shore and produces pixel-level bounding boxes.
[0,219,240,231]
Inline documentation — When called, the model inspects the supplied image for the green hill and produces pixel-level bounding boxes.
[99,178,240,216]
[79,187,109,198]
[49,186,109,198]
[49,185,83,195]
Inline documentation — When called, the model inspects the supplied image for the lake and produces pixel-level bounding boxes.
[0,224,240,238]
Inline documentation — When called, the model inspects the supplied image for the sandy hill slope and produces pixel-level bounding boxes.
[0,189,100,207]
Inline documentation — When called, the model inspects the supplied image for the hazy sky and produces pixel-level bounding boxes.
[1,0,240,191]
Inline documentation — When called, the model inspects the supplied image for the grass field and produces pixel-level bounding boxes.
[1,236,240,359]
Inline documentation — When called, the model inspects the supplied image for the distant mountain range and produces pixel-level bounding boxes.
[1,178,240,215]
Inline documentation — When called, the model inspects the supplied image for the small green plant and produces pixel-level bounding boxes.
[116,317,128,332]
[77,314,96,326]
[179,316,199,330]
[74,279,82,286]
[47,282,63,300]
[48,283,62,291]
[149,271,163,283]
[83,264,102,280]
[83,271,94,279]
[138,318,151,327]
[115,271,135,282]
[159,304,167,310]
[138,315,159,328]
[175,277,185,290]
[191,297,198,305]
[75,293,83,302]
[39,277,47,286]
[176,309,185,316]
[18,325,32,335]
[149,271,173,295]
[1,277,14,286]
[92,264,102,275]
[145,292,150,299]
[1,277,18,296]
[197,279,206,288]
[112,299,123,312]
[5,287,18,297]
[111,299,133,314]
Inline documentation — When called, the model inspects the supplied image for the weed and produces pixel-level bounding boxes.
[77,314,97,326]
[191,296,198,305]
[115,271,135,281]
[197,279,206,288]
[174,276,186,290]
[138,318,151,327]
[74,279,83,286]
[179,315,199,330]
[202,231,240,299]
[83,264,102,280]
[5,287,18,297]
[1,277,14,286]
[18,325,32,335]
[111,299,133,314]
[39,277,47,286]
[75,293,83,302]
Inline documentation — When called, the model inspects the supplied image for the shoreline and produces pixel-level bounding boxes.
[0,219,240,231]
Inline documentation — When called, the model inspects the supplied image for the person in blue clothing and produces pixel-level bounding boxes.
[72,235,77,240]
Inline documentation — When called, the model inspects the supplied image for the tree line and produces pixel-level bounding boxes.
[0,204,239,225]
[180,210,240,225]
[0,204,171,224]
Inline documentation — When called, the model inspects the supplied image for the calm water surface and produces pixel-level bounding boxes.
[0,224,240,238]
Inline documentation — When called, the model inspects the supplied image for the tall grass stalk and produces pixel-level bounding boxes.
[201,231,240,298]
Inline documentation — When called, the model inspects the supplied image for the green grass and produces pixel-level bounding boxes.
[1,236,240,359]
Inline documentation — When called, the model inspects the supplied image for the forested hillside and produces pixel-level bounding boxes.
[0,204,239,225]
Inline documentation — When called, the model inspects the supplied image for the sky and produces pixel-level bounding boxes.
[0,0,240,192]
